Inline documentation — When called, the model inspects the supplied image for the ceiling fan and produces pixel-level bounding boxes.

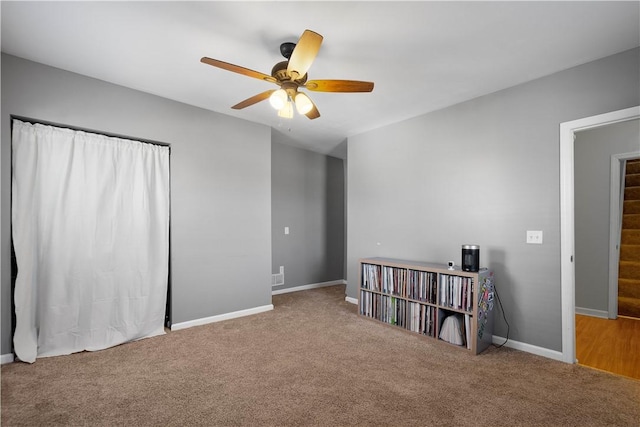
[201,29,374,120]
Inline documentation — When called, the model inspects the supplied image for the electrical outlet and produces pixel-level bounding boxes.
[279,266,284,274]
[284,227,289,235]
[526,230,543,244]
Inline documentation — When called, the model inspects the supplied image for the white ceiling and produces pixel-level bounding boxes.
[2,1,639,155]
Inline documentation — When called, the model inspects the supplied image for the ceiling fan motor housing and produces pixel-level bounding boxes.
[271,61,307,85]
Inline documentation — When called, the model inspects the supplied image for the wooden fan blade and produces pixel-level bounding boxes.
[232,90,275,109]
[201,57,276,83]
[305,80,374,92]
[287,30,323,80]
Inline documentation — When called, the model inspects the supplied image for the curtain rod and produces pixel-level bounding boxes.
[11,115,171,149]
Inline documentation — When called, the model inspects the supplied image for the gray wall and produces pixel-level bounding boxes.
[1,54,273,355]
[347,48,640,353]
[574,119,640,313]
[271,132,344,290]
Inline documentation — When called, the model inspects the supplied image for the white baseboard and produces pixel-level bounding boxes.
[492,335,563,362]
[575,307,609,319]
[344,297,563,362]
[271,279,346,295]
[171,304,274,331]
[1,353,15,364]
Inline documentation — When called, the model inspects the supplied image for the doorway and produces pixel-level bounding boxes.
[572,122,640,378]
[559,106,640,364]
[618,157,640,318]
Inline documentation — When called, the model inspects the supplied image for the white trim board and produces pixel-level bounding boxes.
[492,335,563,362]
[271,280,346,296]
[171,304,274,331]
[575,307,609,319]
[345,296,358,305]
[559,105,640,364]
[1,353,15,364]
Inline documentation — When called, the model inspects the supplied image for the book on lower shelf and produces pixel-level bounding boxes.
[464,314,471,350]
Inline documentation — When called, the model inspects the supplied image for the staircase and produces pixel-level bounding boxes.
[618,158,640,318]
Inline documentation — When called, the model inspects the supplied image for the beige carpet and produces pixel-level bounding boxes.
[2,285,639,426]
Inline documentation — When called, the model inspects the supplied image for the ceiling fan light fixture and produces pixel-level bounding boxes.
[295,92,313,115]
[277,100,294,119]
[269,89,288,110]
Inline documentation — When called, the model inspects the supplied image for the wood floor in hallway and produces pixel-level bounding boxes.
[575,314,640,380]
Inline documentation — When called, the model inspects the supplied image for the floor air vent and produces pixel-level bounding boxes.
[272,273,284,287]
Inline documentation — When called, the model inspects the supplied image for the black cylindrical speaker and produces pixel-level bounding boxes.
[462,245,480,272]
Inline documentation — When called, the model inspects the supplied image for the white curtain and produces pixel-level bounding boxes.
[12,120,170,363]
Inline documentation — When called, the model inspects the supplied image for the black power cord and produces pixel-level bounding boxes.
[492,282,510,348]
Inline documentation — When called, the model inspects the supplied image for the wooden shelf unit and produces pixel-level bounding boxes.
[358,257,495,355]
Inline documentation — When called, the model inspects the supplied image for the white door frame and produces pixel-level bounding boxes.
[560,106,640,363]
